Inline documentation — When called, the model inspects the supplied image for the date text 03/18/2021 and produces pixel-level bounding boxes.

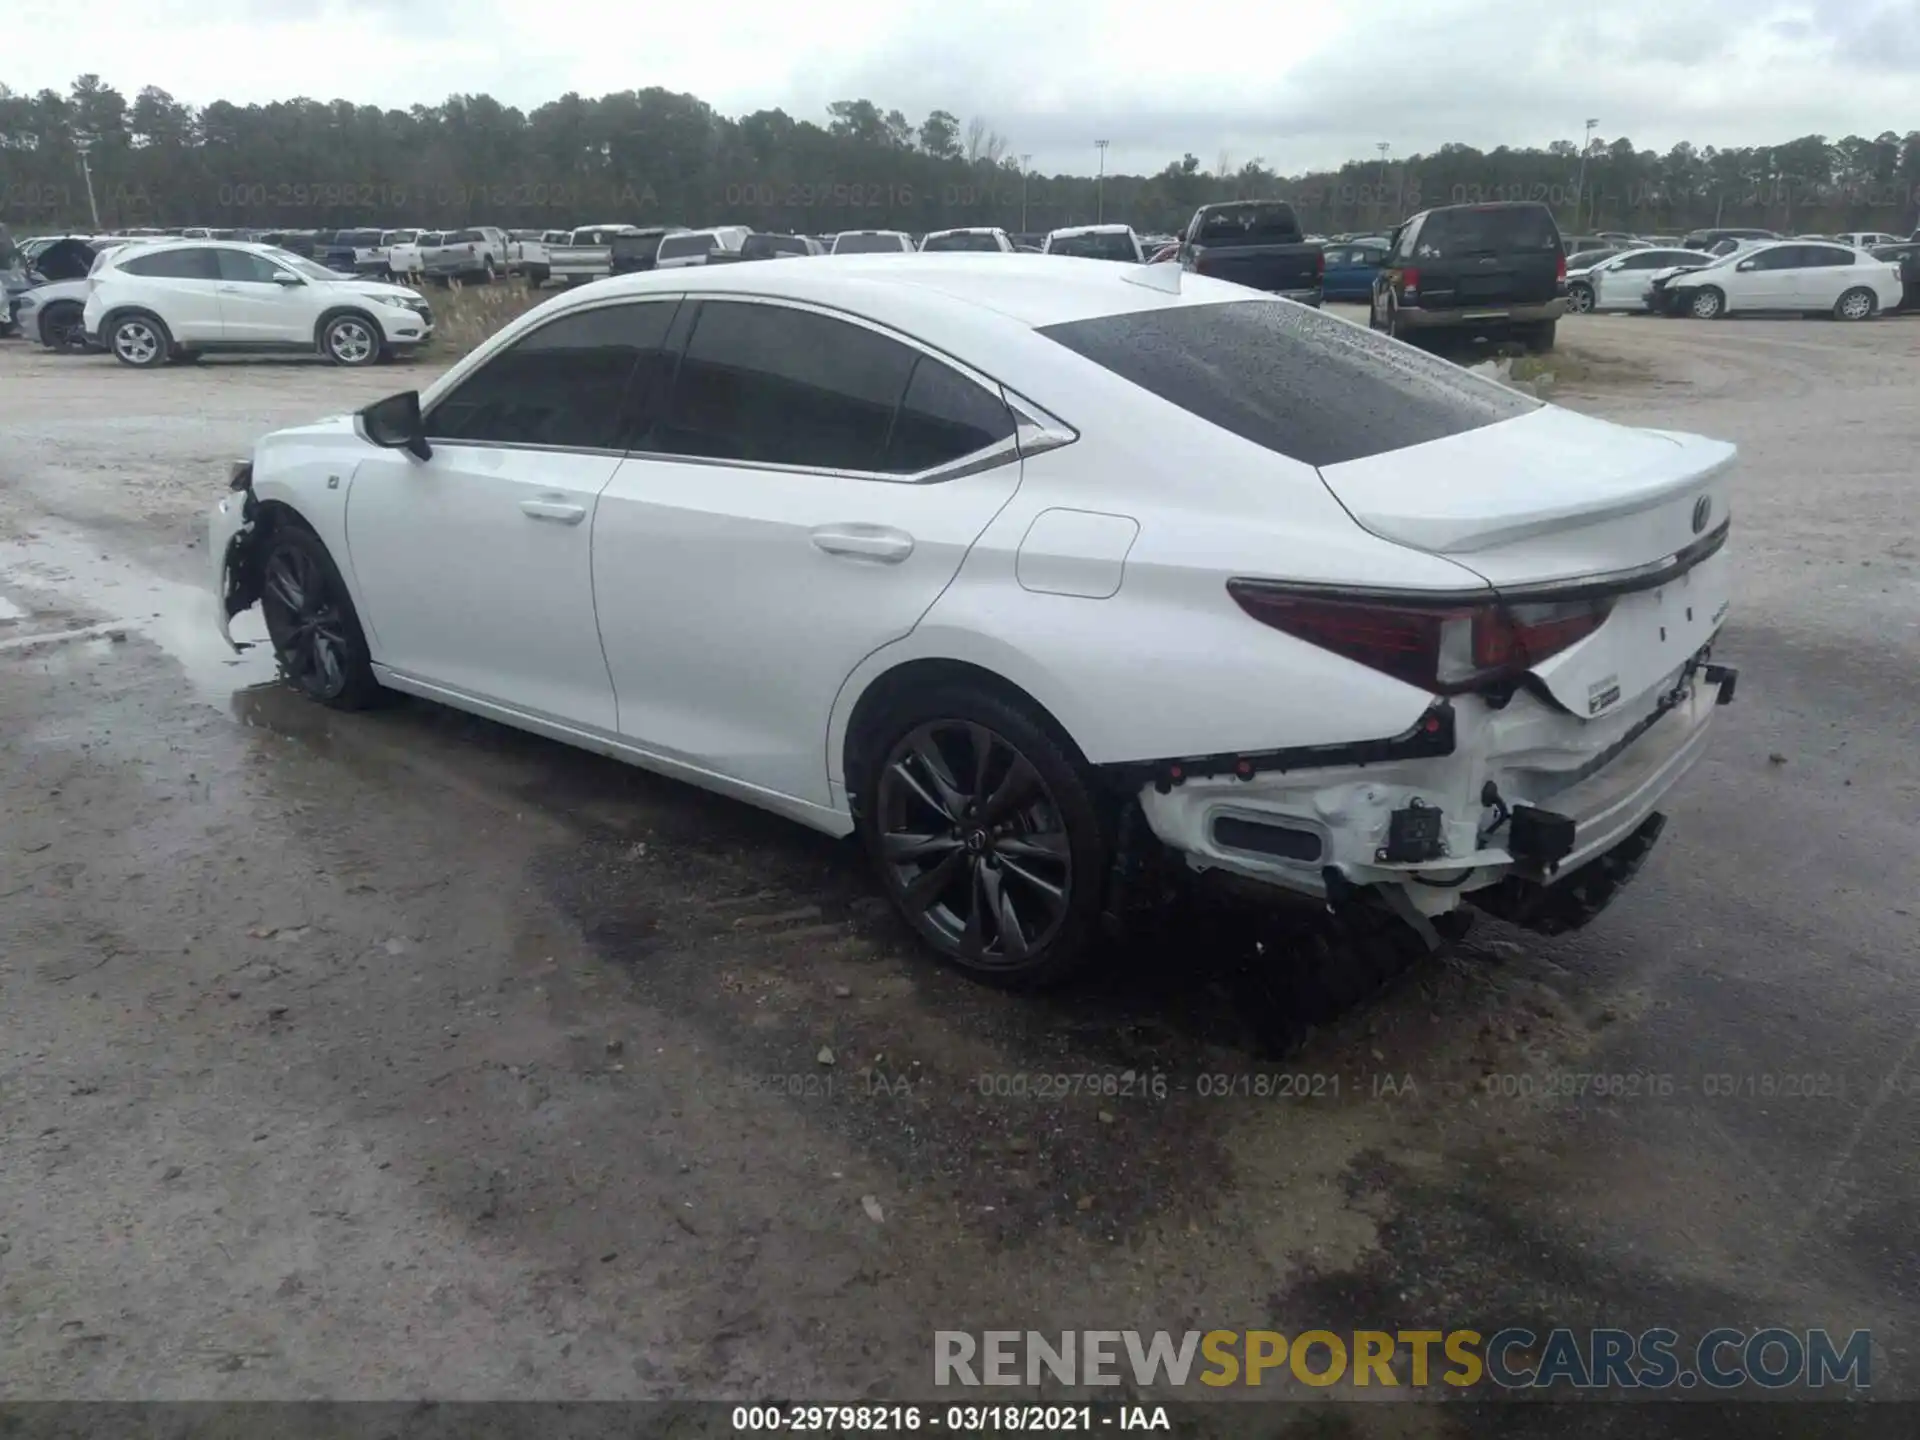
[731,1405,1169,1431]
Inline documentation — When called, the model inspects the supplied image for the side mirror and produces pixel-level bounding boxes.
[358,391,432,461]
[273,272,303,286]
[1735,259,1757,271]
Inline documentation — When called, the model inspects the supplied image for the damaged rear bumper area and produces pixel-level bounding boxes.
[1125,647,1736,939]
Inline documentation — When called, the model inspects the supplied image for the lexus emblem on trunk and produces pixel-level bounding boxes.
[1691,496,1711,534]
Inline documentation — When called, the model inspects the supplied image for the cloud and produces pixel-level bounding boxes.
[6,0,1915,176]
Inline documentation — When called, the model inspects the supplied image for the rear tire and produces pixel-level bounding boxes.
[1833,287,1876,321]
[258,522,385,710]
[856,683,1110,990]
[107,311,172,368]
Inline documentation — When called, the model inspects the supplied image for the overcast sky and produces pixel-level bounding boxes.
[6,0,1917,175]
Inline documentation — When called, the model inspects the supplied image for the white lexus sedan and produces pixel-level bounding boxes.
[210,254,1739,987]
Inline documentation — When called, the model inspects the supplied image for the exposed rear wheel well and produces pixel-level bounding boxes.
[841,659,1089,816]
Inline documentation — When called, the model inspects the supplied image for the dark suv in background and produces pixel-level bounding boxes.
[1370,201,1568,351]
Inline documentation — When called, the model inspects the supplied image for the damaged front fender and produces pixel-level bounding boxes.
[211,462,264,652]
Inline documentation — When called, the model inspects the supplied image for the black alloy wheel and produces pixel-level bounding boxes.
[258,526,383,709]
[875,719,1076,972]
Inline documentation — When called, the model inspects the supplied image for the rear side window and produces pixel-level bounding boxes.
[1039,299,1537,468]
[118,247,218,279]
[888,357,1015,471]
[1414,206,1560,257]
[427,300,680,451]
[650,300,916,471]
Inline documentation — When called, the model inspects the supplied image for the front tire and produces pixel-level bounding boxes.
[1688,287,1725,320]
[108,312,172,368]
[1567,283,1594,314]
[321,312,381,367]
[857,685,1110,989]
[1834,287,1876,321]
[258,523,385,710]
[39,301,89,352]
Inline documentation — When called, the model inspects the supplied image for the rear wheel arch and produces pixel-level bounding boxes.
[840,658,1095,818]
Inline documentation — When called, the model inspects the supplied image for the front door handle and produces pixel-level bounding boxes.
[520,498,586,525]
[810,525,914,563]
[217,285,241,293]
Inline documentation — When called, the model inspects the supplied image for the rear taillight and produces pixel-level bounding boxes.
[1400,266,1420,291]
[1226,584,1612,695]
[1556,252,1568,281]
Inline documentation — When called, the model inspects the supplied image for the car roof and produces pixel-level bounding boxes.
[558,252,1251,330]
[926,227,1006,237]
[1048,224,1135,237]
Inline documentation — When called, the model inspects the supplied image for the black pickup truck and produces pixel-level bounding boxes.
[1179,201,1324,305]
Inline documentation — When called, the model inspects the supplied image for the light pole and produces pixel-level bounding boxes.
[1095,139,1109,223]
[1376,142,1390,225]
[77,138,102,230]
[1020,153,1032,233]
[1574,118,1597,232]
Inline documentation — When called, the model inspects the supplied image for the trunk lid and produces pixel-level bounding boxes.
[1317,406,1735,716]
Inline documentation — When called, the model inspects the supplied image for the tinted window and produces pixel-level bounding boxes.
[650,301,917,471]
[454,229,485,243]
[427,301,679,450]
[887,356,1015,471]
[1414,206,1560,256]
[1048,231,1138,261]
[922,232,1004,252]
[1616,251,1674,270]
[833,233,911,254]
[1039,298,1536,468]
[1747,247,1799,270]
[119,246,219,279]
[742,234,810,259]
[1193,205,1302,245]
[1803,246,1854,267]
[216,249,287,283]
[658,233,717,260]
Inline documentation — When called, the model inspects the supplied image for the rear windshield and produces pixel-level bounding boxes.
[1194,205,1301,246]
[922,232,1004,252]
[742,234,810,258]
[1039,299,1537,467]
[1048,231,1137,261]
[1414,206,1560,257]
[659,233,718,259]
[833,233,910,254]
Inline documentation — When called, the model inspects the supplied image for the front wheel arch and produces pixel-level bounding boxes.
[313,307,385,360]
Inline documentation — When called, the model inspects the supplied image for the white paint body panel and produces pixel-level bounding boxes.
[214,254,1738,914]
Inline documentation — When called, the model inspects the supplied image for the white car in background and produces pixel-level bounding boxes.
[830,230,916,254]
[920,227,1015,253]
[209,254,1738,986]
[1833,231,1902,249]
[84,239,434,368]
[1649,239,1903,320]
[655,226,752,268]
[387,232,433,281]
[1566,247,1712,313]
[1043,225,1147,263]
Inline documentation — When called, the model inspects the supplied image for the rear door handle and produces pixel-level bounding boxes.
[809,525,914,563]
[217,286,241,293]
[520,498,586,525]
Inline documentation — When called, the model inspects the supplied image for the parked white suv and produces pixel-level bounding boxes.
[1043,225,1147,263]
[655,225,752,268]
[84,239,435,368]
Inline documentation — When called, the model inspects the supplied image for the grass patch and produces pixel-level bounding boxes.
[425,277,554,357]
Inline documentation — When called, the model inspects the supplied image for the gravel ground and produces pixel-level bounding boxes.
[2,316,1917,1426]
